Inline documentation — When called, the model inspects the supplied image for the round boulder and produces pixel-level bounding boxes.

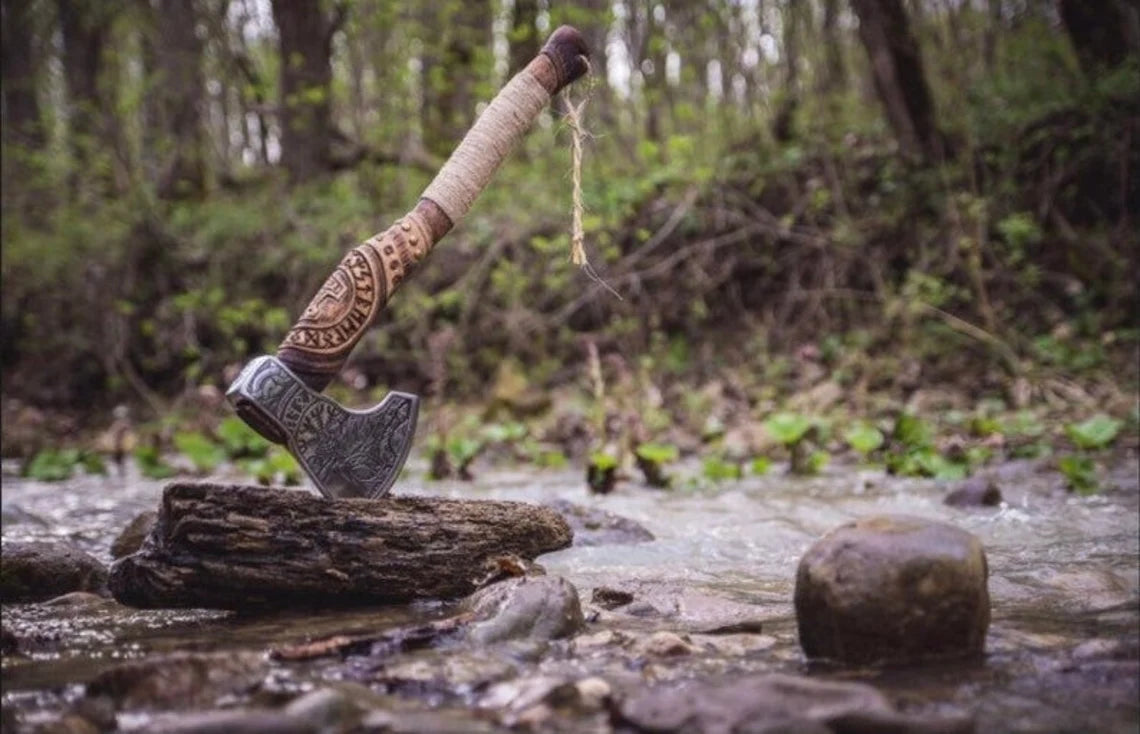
[0,541,108,603]
[794,515,989,665]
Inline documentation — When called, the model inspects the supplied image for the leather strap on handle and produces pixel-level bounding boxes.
[277,27,589,391]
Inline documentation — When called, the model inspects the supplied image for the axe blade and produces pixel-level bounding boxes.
[225,356,418,499]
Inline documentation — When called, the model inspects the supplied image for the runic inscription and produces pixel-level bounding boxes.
[281,245,385,355]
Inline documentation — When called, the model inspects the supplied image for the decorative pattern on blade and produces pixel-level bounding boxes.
[225,356,418,499]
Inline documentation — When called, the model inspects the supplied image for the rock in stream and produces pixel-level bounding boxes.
[0,541,108,603]
[795,514,990,666]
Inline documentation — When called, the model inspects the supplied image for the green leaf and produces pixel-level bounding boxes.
[635,443,679,464]
[535,450,568,469]
[23,449,77,482]
[702,457,742,481]
[763,413,813,446]
[894,414,933,449]
[750,456,772,476]
[447,437,483,464]
[589,451,618,471]
[216,416,271,458]
[173,432,226,473]
[1065,414,1122,451]
[134,446,177,479]
[843,422,884,455]
[1058,454,1098,495]
[806,450,830,475]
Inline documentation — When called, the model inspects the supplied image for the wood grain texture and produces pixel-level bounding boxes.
[109,482,573,610]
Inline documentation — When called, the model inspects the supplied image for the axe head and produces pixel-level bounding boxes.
[225,356,418,499]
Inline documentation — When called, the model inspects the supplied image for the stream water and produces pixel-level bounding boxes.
[2,454,1138,733]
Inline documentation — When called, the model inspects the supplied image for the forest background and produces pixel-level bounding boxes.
[1,0,1137,488]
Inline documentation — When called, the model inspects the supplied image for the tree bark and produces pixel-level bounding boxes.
[1,0,44,151]
[851,0,943,161]
[109,482,573,610]
[270,0,339,182]
[509,0,540,77]
[1058,0,1140,76]
[154,0,206,198]
[58,0,114,178]
[820,0,847,93]
[420,0,492,157]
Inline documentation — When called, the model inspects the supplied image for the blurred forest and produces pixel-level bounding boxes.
[1,0,1137,477]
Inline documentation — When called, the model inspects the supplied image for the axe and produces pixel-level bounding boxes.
[226,27,589,499]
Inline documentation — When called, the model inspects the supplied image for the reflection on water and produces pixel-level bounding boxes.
[2,456,1138,732]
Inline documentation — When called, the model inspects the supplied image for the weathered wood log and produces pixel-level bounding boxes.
[109,482,572,610]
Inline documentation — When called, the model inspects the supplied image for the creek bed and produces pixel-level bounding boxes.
[2,455,1138,733]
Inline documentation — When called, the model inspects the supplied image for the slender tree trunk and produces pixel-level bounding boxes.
[821,0,846,93]
[851,0,943,161]
[421,0,491,156]
[58,0,114,186]
[1,0,44,151]
[772,1,807,142]
[155,0,206,198]
[270,0,338,182]
[509,0,540,76]
[1058,0,1139,76]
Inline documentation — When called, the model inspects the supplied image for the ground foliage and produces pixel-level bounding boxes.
[1,1,1136,491]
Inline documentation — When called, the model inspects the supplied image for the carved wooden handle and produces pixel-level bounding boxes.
[277,27,589,390]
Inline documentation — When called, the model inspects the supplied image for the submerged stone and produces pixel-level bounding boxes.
[544,499,655,546]
[0,541,108,603]
[110,510,158,559]
[944,477,1002,508]
[794,515,990,666]
[616,672,974,734]
[465,575,585,644]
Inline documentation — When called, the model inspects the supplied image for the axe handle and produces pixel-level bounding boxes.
[277,26,589,391]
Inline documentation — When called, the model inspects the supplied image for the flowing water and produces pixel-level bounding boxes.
[2,454,1138,733]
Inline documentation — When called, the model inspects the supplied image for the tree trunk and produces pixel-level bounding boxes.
[1058,0,1140,76]
[58,0,114,180]
[821,0,847,93]
[108,482,573,610]
[772,1,807,142]
[270,0,338,182]
[420,0,492,157]
[509,0,540,77]
[1,0,44,151]
[851,0,943,161]
[154,0,206,198]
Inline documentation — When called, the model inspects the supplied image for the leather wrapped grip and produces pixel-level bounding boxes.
[277,26,589,391]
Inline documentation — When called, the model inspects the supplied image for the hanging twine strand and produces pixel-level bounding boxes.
[562,63,623,301]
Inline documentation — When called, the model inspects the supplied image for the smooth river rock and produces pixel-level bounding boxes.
[0,541,108,603]
[464,575,585,644]
[795,515,990,666]
[616,673,975,734]
[110,510,157,559]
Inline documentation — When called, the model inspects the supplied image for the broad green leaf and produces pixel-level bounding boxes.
[1058,454,1098,495]
[635,443,679,464]
[843,422,884,455]
[703,457,742,481]
[173,432,226,473]
[1065,414,1122,451]
[763,413,813,446]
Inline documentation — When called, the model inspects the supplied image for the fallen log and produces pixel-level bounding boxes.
[109,482,572,610]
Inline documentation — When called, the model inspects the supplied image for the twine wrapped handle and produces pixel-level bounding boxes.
[277,26,590,391]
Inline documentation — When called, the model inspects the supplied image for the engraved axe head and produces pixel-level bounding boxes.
[226,356,418,499]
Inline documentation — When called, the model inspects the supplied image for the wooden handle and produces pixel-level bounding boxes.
[278,26,589,391]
